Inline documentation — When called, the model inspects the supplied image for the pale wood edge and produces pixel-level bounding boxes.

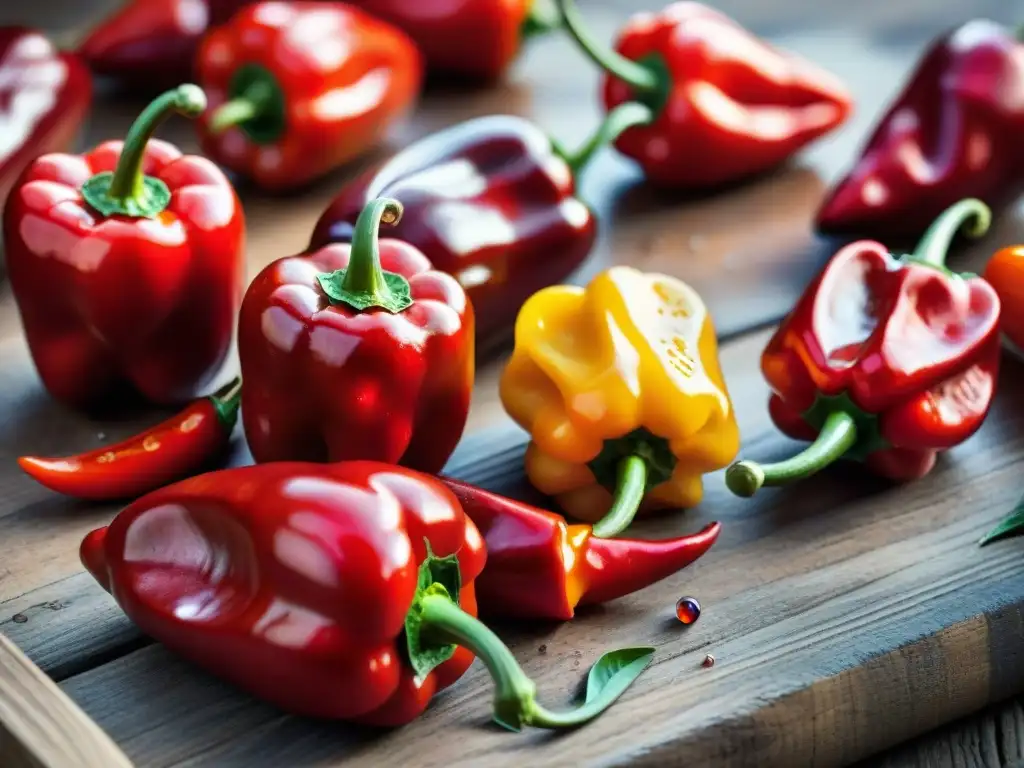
[0,633,133,768]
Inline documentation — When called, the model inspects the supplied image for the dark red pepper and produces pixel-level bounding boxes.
[817,20,1024,240]
[195,2,422,192]
[81,460,652,728]
[726,200,1002,496]
[556,0,852,189]
[240,198,472,472]
[308,109,648,354]
[0,28,92,212]
[3,85,246,408]
[442,478,721,621]
[18,378,240,501]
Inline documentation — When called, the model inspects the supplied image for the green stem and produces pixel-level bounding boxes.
[209,376,242,431]
[725,411,858,498]
[907,198,991,268]
[592,455,646,538]
[559,102,654,175]
[108,85,207,201]
[209,98,258,133]
[556,0,659,93]
[419,594,627,729]
[522,0,561,38]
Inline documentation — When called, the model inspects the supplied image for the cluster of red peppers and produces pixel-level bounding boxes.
[5,0,1024,736]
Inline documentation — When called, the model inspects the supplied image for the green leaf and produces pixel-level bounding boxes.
[403,549,462,681]
[582,646,655,706]
[980,494,1024,546]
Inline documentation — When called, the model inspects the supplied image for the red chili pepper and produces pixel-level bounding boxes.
[984,247,1024,352]
[726,200,1001,497]
[240,198,472,472]
[348,0,559,80]
[556,0,853,189]
[78,0,250,91]
[817,21,1024,240]
[442,477,721,621]
[3,85,245,409]
[81,460,651,728]
[195,2,422,192]
[308,109,647,355]
[18,378,241,501]
[0,28,92,212]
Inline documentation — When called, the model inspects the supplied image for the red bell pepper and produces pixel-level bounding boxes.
[78,0,250,91]
[18,378,240,501]
[0,28,92,213]
[308,109,649,355]
[726,199,1001,497]
[347,0,559,80]
[195,2,422,192]
[3,85,245,409]
[81,460,652,728]
[240,198,472,472]
[817,20,1024,240]
[442,478,721,621]
[556,0,853,189]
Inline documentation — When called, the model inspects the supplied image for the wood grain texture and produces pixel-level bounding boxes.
[0,634,133,768]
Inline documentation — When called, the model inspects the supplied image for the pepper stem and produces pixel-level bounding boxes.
[209,376,242,431]
[591,455,647,538]
[420,592,640,729]
[81,85,207,219]
[556,0,659,93]
[522,0,561,38]
[208,65,286,143]
[315,198,414,314]
[907,198,991,268]
[558,102,654,175]
[725,411,858,497]
[209,97,260,133]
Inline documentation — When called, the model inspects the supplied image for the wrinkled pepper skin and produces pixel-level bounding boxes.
[196,3,422,192]
[78,0,251,91]
[559,0,852,189]
[3,86,245,408]
[240,199,473,472]
[0,29,92,213]
[443,477,722,620]
[80,460,486,725]
[500,265,740,537]
[727,200,1001,496]
[984,247,1024,352]
[817,20,1024,240]
[309,116,596,355]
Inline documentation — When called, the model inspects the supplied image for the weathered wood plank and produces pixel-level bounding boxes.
[0,634,133,768]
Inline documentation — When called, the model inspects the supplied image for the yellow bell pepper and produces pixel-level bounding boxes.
[499,266,740,538]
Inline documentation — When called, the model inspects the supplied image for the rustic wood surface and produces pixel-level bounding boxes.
[2,0,1024,766]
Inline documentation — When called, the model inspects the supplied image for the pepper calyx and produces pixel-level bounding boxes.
[209,64,286,143]
[403,547,462,681]
[209,376,243,431]
[588,428,675,491]
[521,0,561,40]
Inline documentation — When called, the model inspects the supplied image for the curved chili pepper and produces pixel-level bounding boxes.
[555,0,852,189]
[195,2,423,192]
[18,378,241,501]
[726,199,1001,496]
[442,477,721,620]
[984,246,1024,352]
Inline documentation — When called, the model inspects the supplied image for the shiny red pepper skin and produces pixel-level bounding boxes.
[18,378,241,501]
[79,460,487,724]
[240,199,473,472]
[0,29,92,213]
[726,201,1001,496]
[78,0,251,91]
[308,116,595,355]
[195,3,422,192]
[3,87,245,409]
[560,1,852,189]
[442,478,721,620]
[817,21,1024,240]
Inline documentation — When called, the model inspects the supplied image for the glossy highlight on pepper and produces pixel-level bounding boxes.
[240,198,473,472]
[3,84,246,408]
[80,460,652,729]
[196,2,423,192]
[727,199,1001,497]
[443,477,722,620]
[556,0,852,189]
[500,266,740,537]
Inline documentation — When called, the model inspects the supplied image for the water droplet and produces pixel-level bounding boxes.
[701,654,715,668]
[675,596,701,625]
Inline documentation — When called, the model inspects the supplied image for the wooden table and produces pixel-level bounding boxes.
[3,1,1024,766]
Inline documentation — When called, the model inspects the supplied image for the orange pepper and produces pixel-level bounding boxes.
[984,246,1024,350]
